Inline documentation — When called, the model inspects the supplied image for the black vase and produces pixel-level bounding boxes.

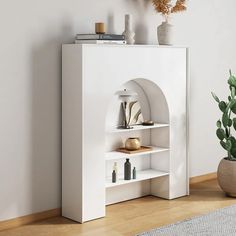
[124,158,131,180]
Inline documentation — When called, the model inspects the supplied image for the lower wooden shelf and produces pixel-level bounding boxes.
[105,146,169,161]
[105,169,169,188]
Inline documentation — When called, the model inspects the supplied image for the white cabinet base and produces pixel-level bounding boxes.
[62,44,188,223]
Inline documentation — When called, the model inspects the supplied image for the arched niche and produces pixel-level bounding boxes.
[105,79,170,205]
[105,78,169,131]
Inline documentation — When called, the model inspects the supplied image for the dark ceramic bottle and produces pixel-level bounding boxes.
[124,158,131,180]
[112,170,116,183]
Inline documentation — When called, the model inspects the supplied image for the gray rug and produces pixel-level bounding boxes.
[137,204,236,236]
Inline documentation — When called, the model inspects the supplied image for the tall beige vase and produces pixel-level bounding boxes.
[157,21,173,45]
[217,158,236,197]
[123,14,135,45]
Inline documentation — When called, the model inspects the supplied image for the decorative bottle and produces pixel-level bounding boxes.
[124,158,131,180]
[112,162,118,183]
[122,14,135,45]
[133,167,136,179]
[112,170,116,183]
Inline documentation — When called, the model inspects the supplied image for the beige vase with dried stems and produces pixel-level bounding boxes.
[157,19,173,45]
[152,0,187,45]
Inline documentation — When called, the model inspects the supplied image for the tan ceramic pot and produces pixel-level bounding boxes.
[217,158,236,197]
[157,21,173,45]
[125,137,141,151]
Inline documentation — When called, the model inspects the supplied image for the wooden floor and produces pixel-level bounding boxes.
[1,179,236,236]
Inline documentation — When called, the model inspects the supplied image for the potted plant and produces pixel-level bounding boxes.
[152,0,187,45]
[212,71,236,197]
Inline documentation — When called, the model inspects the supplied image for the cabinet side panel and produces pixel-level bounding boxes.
[62,45,83,222]
[169,49,187,199]
[186,48,190,195]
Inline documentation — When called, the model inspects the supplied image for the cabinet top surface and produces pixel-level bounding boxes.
[62,44,188,49]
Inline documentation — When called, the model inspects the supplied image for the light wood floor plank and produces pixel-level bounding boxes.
[1,180,236,236]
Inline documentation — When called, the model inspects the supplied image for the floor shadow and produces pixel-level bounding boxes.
[33,216,77,225]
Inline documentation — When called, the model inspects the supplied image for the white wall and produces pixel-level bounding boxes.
[1,0,236,221]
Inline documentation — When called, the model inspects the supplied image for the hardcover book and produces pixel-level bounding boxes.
[76,34,125,40]
[75,40,126,45]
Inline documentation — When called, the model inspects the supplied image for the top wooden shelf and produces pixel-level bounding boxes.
[106,123,169,133]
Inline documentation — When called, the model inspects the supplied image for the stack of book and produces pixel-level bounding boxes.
[75,34,126,44]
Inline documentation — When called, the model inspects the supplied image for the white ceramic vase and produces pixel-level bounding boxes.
[157,20,173,45]
[123,14,135,45]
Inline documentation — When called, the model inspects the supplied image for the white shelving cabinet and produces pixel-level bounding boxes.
[62,44,188,223]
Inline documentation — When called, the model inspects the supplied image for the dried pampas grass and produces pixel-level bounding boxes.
[171,0,187,13]
[152,0,186,18]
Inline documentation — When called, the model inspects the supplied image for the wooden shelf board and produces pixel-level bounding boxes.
[106,169,169,188]
[105,146,169,161]
[106,123,169,133]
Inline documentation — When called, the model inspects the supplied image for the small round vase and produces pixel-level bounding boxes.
[125,137,141,151]
[217,158,236,197]
[157,21,173,45]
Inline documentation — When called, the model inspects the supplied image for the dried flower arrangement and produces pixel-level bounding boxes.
[152,0,187,21]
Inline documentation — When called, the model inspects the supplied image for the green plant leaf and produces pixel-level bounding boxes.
[226,140,232,151]
[211,92,220,103]
[231,147,236,157]
[233,118,236,131]
[230,139,236,158]
[232,87,236,98]
[222,113,229,127]
[229,137,236,157]
[228,74,236,87]
[228,96,232,101]
[229,136,236,147]
[216,128,225,140]
[229,99,236,108]
[231,101,236,114]
[216,120,221,128]
[219,101,227,112]
[221,139,232,151]
[228,119,233,127]
[220,140,228,150]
